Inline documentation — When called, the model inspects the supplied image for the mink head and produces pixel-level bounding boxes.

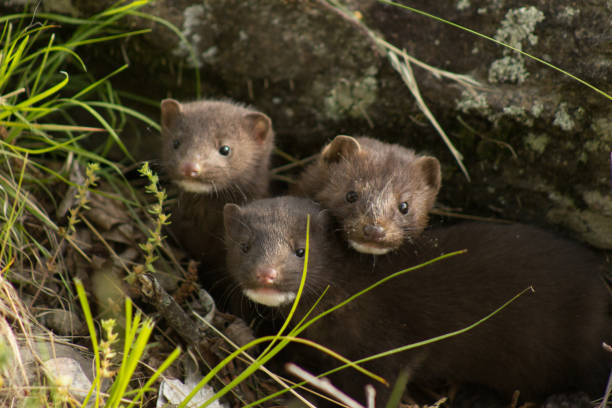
[223,197,333,308]
[312,135,441,255]
[160,99,274,198]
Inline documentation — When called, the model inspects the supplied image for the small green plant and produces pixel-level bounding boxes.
[134,161,171,277]
[0,3,186,406]
[63,162,100,238]
[75,278,181,408]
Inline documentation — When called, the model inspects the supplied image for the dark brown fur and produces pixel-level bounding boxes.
[223,197,611,406]
[160,98,274,267]
[292,136,441,255]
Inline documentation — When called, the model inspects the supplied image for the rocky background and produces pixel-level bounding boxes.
[16,0,612,249]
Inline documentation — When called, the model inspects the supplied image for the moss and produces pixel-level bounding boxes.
[501,105,535,125]
[548,208,612,249]
[456,0,470,11]
[456,90,490,115]
[530,100,544,117]
[582,117,612,154]
[489,56,530,84]
[174,5,207,68]
[583,191,612,217]
[585,140,601,153]
[488,7,545,84]
[323,67,378,120]
[558,6,579,22]
[524,132,549,154]
[591,117,612,141]
[552,102,575,131]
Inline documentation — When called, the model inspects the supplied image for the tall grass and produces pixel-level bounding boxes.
[0,1,185,405]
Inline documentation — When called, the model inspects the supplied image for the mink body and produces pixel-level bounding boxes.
[292,136,441,255]
[223,196,611,405]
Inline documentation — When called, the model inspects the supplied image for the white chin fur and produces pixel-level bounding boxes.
[244,288,296,307]
[349,240,393,255]
[177,180,214,193]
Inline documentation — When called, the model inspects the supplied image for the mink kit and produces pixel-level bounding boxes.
[223,196,611,406]
[292,135,441,255]
[159,98,274,280]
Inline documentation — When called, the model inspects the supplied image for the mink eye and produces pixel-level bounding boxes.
[398,201,409,214]
[219,145,231,156]
[295,248,305,257]
[240,242,250,253]
[345,191,359,203]
[172,139,180,149]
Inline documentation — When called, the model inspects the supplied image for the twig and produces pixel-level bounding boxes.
[272,154,318,174]
[429,208,514,224]
[600,343,612,408]
[286,363,366,408]
[365,385,376,408]
[389,51,470,181]
[456,115,518,159]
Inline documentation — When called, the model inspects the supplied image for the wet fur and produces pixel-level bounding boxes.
[223,197,611,406]
[292,136,440,253]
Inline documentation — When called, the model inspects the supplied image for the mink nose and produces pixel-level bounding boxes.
[181,162,201,178]
[255,267,278,285]
[363,224,385,240]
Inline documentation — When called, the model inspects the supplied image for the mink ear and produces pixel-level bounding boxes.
[414,156,441,193]
[223,203,243,237]
[161,99,182,130]
[243,112,272,144]
[320,135,361,164]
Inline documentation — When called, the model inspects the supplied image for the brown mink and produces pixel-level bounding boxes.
[223,196,611,406]
[160,98,274,270]
[292,135,441,255]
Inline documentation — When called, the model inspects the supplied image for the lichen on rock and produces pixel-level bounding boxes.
[488,6,545,84]
[552,102,575,131]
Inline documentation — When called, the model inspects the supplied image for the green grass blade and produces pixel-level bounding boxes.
[0,170,58,231]
[75,278,103,408]
[0,23,15,82]
[57,98,134,161]
[72,64,129,100]
[257,215,311,360]
[247,286,532,408]
[87,101,161,131]
[95,0,151,19]
[0,34,28,91]
[11,70,69,113]
[0,154,27,263]
[64,29,151,48]
[297,250,467,335]
[177,335,382,408]
[325,286,534,375]
[19,44,87,73]
[0,13,96,26]
[195,251,465,408]
[0,120,104,133]
[124,347,182,408]
[30,33,54,96]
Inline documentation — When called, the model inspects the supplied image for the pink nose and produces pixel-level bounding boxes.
[363,224,385,240]
[181,162,201,178]
[255,267,278,285]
